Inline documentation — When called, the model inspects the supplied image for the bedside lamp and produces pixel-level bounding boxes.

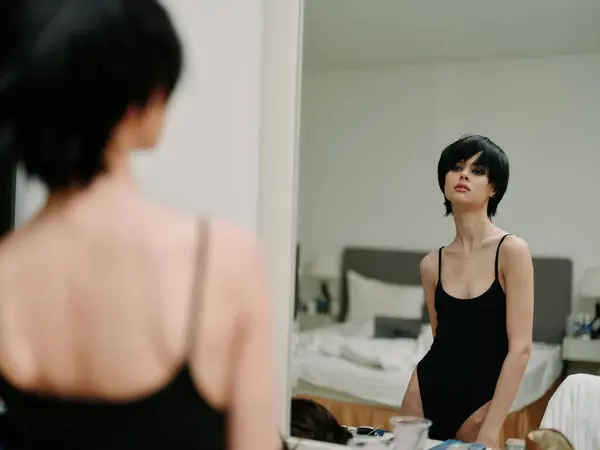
[308,255,338,280]
[306,255,339,315]
[579,267,600,299]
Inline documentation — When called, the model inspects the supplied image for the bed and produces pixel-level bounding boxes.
[291,246,573,442]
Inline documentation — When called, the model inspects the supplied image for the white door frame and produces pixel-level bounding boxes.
[258,0,303,437]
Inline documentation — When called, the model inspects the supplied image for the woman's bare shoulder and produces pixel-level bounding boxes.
[208,219,265,284]
[420,249,439,278]
[207,217,260,251]
[0,223,47,279]
[498,234,531,264]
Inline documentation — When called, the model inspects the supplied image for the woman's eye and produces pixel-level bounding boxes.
[472,167,485,175]
[453,165,463,171]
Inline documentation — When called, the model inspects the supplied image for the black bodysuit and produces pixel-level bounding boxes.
[416,234,511,441]
[0,220,227,450]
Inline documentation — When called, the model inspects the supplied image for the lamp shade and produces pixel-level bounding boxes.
[307,255,338,280]
[579,267,600,298]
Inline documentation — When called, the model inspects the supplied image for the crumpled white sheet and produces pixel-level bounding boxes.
[540,373,600,450]
[292,321,434,371]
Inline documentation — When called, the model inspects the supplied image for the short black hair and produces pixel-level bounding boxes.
[0,0,183,190]
[437,134,509,217]
[290,399,353,445]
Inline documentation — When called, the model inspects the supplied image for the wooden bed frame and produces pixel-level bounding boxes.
[294,246,573,441]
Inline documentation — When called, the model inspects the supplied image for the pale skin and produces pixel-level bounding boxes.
[0,93,280,450]
[399,154,534,449]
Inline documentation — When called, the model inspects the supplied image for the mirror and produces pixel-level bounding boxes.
[287,0,600,448]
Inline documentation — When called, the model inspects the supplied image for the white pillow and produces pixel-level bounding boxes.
[346,270,424,324]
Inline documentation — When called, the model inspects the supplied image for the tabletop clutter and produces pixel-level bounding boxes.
[567,301,600,339]
[344,416,532,449]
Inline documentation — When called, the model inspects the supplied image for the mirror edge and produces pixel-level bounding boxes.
[259,0,304,438]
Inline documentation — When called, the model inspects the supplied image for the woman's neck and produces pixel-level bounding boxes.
[43,153,137,217]
[452,210,496,252]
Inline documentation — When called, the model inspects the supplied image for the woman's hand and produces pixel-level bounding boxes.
[475,432,500,449]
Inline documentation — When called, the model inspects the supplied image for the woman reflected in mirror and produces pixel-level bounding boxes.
[399,135,534,449]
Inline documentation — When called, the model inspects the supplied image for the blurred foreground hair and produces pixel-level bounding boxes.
[0,0,183,189]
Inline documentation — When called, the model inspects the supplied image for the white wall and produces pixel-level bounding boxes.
[298,53,600,306]
[15,0,263,231]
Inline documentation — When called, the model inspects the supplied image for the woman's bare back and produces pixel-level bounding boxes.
[0,183,280,449]
[0,194,229,405]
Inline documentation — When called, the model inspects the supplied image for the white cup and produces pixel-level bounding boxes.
[389,416,432,450]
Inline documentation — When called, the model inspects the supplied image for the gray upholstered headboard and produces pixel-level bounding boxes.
[338,247,572,345]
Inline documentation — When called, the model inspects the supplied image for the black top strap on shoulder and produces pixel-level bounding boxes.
[495,234,513,279]
[438,247,444,283]
[185,218,211,355]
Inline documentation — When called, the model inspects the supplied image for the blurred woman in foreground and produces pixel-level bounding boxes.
[0,1,279,449]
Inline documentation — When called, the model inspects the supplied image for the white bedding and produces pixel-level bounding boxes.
[291,321,432,371]
[540,373,600,450]
[291,322,562,412]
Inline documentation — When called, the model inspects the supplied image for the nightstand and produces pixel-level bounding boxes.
[297,313,333,331]
[562,337,600,376]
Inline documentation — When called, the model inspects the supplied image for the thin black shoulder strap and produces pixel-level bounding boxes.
[438,247,444,283]
[495,234,512,279]
[186,218,211,354]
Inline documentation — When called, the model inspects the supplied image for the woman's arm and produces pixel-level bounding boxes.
[229,232,280,450]
[477,236,534,446]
